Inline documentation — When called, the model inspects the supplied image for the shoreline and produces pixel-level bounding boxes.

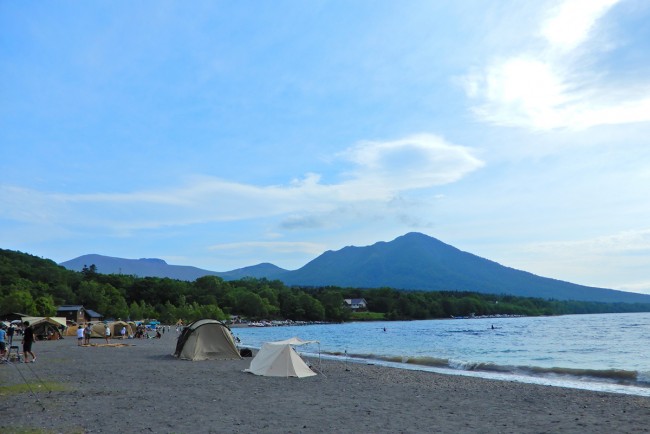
[2,334,650,433]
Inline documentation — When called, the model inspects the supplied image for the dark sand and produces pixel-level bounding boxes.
[2,332,649,433]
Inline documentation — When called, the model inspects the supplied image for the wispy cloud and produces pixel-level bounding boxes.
[525,229,650,256]
[0,134,483,238]
[208,241,325,256]
[464,0,650,130]
[512,229,650,293]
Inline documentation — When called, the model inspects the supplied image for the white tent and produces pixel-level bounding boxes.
[245,337,319,378]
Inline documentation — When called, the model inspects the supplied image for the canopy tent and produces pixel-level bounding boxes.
[23,316,67,328]
[23,317,67,340]
[245,337,320,378]
[174,319,242,361]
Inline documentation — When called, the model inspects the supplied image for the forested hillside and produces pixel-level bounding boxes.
[2,248,650,324]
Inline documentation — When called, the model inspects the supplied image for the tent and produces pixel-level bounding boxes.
[23,317,67,340]
[108,321,134,338]
[65,324,81,337]
[245,337,319,378]
[91,323,110,338]
[88,321,134,339]
[61,323,100,338]
[174,319,241,361]
[23,316,67,328]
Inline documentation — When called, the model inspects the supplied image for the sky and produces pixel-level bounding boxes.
[2,0,650,294]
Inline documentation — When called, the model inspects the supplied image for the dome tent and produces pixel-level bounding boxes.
[174,319,241,361]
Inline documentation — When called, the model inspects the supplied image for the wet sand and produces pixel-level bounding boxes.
[1,332,649,433]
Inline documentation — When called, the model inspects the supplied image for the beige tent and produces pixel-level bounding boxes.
[23,316,67,328]
[23,317,67,340]
[65,323,98,337]
[174,319,241,361]
[91,323,110,338]
[87,321,134,339]
[108,321,133,338]
[245,337,319,378]
[65,324,81,337]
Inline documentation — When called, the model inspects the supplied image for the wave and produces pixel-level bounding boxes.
[326,350,650,388]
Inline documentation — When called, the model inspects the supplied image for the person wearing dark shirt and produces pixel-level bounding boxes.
[7,324,15,346]
[22,321,36,363]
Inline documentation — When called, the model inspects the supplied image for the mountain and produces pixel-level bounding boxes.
[279,233,650,303]
[59,254,288,282]
[59,233,650,304]
[218,263,289,280]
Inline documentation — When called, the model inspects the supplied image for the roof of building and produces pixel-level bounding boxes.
[344,298,367,304]
[56,305,84,312]
[86,309,103,318]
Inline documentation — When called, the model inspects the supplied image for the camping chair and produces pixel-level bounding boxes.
[6,345,21,362]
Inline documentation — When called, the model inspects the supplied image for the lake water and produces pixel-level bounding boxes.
[233,312,650,397]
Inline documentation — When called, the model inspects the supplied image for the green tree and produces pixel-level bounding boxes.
[318,290,349,322]
[35,294,57,316]
[298,293,325,321]
[1,289,37,315]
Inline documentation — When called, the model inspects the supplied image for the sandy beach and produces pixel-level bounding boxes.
[1,332,649,434]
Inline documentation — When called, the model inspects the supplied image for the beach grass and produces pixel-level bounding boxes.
[0,381,67,396]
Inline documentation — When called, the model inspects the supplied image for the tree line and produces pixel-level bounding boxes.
[2,249,650,324]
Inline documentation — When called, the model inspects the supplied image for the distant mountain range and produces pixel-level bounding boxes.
[59,232,650,304]
[59,254,287,281]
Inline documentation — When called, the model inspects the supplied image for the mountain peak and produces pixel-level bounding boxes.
[138,258,167,265]
[280,232,650,304]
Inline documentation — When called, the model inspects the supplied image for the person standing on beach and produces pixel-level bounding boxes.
[120,326,126,340]
[0,324,7,359]
[7,324,15,346]
[76,325,84,346]
[22,321,36,363]
[84,324,91,345]
[104,324,111,344]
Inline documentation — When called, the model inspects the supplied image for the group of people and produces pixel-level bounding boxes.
[1,320,173,363]
[0,321,36,363]
[133,324,164,339]
[76,323,130,346]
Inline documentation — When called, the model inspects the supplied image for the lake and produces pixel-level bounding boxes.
[233,312,650,396]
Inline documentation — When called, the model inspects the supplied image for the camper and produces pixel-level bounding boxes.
[174,319,241,361]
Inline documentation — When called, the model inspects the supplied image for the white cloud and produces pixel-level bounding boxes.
[0,134,483,236]
[339,134,484,192]
[541,0,620,51]
[464,0,650,130]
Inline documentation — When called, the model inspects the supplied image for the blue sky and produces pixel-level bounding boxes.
[2,0,650,293]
